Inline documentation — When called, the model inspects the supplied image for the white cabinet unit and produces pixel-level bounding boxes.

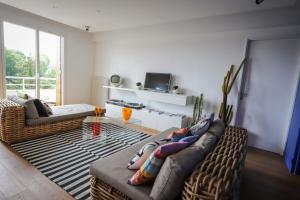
[105,103,188,131]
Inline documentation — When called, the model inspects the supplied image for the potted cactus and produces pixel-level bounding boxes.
[189,94,204,127]
[219,58,246,126]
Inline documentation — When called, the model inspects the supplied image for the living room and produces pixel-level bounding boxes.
[0,0,300,200]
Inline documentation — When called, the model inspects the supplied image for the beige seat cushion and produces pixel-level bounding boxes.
[89,128,177,200]
[26,104,95,126]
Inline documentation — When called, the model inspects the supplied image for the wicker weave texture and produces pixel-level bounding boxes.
[90,126,247,200]
[0,99,89,144]
[91,177,130,200]
[182,126,247,200]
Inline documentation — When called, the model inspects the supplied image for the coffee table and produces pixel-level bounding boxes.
[82,116,142,139]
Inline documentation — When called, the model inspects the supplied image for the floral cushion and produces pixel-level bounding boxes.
[127,139,170,170]
[128,136,198,186]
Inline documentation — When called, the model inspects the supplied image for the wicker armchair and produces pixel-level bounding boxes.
[90,126,247,200]
[0,99,99,144]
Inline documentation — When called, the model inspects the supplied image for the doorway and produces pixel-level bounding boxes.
[236,38,300,154]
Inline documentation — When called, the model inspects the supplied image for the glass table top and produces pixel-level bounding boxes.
[83,116,141,126]
[82,116,143,139]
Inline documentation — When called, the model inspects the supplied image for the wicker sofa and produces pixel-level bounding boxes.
[89,123,247,200]
[0,99,102,144]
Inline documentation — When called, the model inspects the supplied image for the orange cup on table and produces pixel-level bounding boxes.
[95,106,102,117]
[122,107,132,122]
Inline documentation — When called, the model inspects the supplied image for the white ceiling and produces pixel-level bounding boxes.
[0,0,297,32]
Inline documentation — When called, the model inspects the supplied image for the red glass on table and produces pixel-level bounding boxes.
[92,122,101,136]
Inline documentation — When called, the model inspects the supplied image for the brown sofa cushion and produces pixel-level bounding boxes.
[150,120,225,200]
[33,99,49,117]
[89,128,177,200]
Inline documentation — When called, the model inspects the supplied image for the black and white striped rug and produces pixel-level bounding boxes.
[12,123,151,200]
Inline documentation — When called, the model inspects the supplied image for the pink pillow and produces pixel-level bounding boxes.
[167,128,190,142]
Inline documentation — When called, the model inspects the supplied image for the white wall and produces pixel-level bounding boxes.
[0,3,94,104]
[92,4,300,153]
[92,5,300,116]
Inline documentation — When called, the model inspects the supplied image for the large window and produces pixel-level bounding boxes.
[39,31,61,104]
[3,22,62,105]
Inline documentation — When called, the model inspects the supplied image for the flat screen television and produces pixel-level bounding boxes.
[144,72,172,92]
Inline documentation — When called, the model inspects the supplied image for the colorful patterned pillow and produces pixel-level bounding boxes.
[128,135,198,186]
[190,113,214,136]
[167,128,190,142]
[127,139,170,170]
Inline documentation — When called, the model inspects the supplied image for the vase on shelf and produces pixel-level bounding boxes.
[172,85,181,94]
[136,82,142,90]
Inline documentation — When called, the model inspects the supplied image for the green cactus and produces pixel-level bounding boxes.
[190,94,204,127]
[219,58,246,126]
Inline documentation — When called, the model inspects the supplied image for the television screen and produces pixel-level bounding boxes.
[144,73,172,92]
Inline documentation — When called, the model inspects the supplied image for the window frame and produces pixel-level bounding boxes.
[0,20,64,104]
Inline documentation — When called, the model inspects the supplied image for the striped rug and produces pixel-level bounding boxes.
[12,123,151,200]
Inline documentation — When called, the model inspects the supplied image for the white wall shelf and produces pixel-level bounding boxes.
[103,85,193,106]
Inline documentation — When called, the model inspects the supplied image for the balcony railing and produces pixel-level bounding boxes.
[6,76,57,102]
[6,76,56,90]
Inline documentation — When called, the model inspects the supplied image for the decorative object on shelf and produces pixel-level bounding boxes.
[189,94,204,127]
[124,102,145,109]
[219,58,246,126]
[255,0,264,5]
[95,106,102,117]
[110,74,122,87]
[136,82,142,90]
[171,85,180,94]
[122,107,132,122]
[106,99,144,109]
